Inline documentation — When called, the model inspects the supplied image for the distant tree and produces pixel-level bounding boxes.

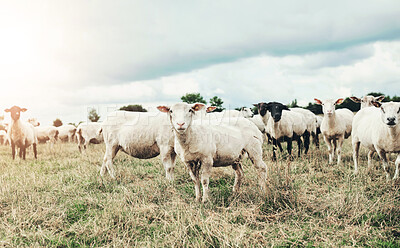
[288,99,299,108]
[209,96,224,112]
[119,104,147,112]
[88,108,100,122]
[68,121,83,127]
[181,93,207,104]
[53,118,63,127]
[252,106,259,115]
[391,95,400,102]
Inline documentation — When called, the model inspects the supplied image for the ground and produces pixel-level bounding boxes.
[0,140,399,247]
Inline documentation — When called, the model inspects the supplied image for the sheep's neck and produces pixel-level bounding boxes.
[326,113,336,128]
[175,126,193,148]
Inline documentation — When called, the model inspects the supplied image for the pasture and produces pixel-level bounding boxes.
[0,140,399,247]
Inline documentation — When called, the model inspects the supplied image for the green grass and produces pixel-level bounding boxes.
[0,140,399,247]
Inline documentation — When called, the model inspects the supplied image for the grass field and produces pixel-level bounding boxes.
[0,140,399,247]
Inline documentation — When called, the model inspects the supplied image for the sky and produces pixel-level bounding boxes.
[1,0,400,125]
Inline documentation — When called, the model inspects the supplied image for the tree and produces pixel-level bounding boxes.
[88,108,100,122]
[53,118,63,127]
[181,93,207,104]
[288,99,299,108]
[119,104,147,112]
[209,96,224,112]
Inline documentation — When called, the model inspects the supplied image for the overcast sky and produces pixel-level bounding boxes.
[1,0,400,125]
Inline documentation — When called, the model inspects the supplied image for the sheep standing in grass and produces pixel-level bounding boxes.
[28,118,59,146]
[350,95,385,109]
[99,111,176,180]
[76,122,103,152]
[314,98,353,165]
[0,130,9,145]
[158,103,267,202]
[352,102,400,180]
[4,106,37,159]
[57,125,77,142]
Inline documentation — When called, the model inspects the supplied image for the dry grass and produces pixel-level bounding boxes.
[0,140,399,247]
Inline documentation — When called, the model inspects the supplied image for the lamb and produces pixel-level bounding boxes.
[76,122,104,152]
[157,103,267,202]
[57,125,77,142]
[0,130,9,145]
[255,102,308,160]
[352,102,400,180]
[4,106,37,159]
[99,111,176,181]
[350,95,385,109]
[314,98,353,165]
[28,119,59,145]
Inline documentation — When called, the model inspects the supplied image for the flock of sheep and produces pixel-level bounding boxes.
[1,94,399,202]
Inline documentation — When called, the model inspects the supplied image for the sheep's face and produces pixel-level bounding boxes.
[28,118,40,127]
[314,98,343,117]
[253,102,268,117]
[240,107,254,118]
[158,103,205,133]
[374,102,400,128]
[4,106,27,121]
[265,102,290,122]
[350,95,385,109]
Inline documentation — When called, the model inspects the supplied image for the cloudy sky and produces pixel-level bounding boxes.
[1,0,400,125]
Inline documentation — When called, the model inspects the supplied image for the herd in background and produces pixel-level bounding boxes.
[1,94,399,202]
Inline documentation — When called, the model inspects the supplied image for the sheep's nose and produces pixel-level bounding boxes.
[177,122,185,127]
[387,117,396,125]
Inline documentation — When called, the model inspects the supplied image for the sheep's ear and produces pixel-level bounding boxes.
[21,108,27,112]
[192,103,205,112]
[335,98,344,105]
[206,106,216,113]
[4,108,11,113]
[37,122,40,126]
[283,105,290,111]
[252,104,258,108]
[314,98,322,105]
[372,101,381,108]
[375,95,385,102]
[349,97,361,103]
[157,106,170,113]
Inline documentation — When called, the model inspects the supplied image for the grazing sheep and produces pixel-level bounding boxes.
[158,103,267,202]
[0,130,9,145]
[27,118,59,145]
[255,102,307,160]
[99,111,176,181]
[350,95,385,109]
[57,125,77,142]
[4,106,37,159]
[352,102,400,180]
[314,98,353,165]
[76,122,103,152]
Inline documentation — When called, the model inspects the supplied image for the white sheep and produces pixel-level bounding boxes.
[158,103,267,203]
[314,98,353,165]
[0,130,9,145]
[352,102,400,180]
[57,125,77,142]
[99,111,176,181]
[314,115,323,148]
[290,107,317,153]
[27,118,59,145]
[4,106,37,159]
[350,95,385,109]
[76,122,103,152]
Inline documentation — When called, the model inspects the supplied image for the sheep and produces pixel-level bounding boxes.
[314,98,353,165]
[4,106,37,159]
[352,102,400,181]
[255,102,307,160]
[76,122,103,152]
[239,107,254,118]
[289,107,317,153]
[99,111,176,181]
[158,103,267,202]
[57,125,77,142]
[314,115,323,148]
[350,95,385,109]
[27,118,59,145]
[0,130,9,145]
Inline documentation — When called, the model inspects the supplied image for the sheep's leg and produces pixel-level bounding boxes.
[303,131,310,154]
[324,136,333,164]
[159,145,177,181]
[367,150,375,170]
[277,140,283,153]
[352,140,360,174]
[201,159,212,203]
[232,162,243,193]
[22,143,26,160]
[376,148,390,181]
[272,138,278,161]
[19,146,22,158]
[393,155,400,180]
[100,144,119,178]
[187,161,201,202]
[11,141,15,160]
[295,135,302,157]
[336,136,344,166]
[246,143,268,193]
[332,139,337,162]
[33,143,37,159]
[287,137,293,158]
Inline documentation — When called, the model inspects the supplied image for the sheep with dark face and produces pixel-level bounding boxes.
[352,102,400,180]
[4,106,37,160]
